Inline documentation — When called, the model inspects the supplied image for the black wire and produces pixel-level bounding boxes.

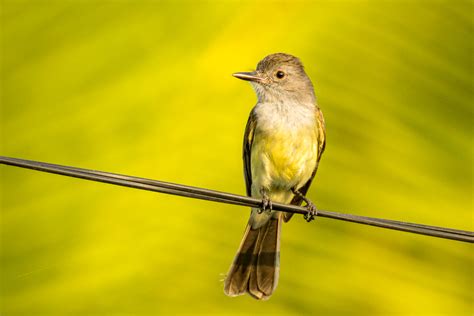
[1,156,473,243]
[2,156,469,237]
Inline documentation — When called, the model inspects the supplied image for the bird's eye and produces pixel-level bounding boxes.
[275,71,285,79]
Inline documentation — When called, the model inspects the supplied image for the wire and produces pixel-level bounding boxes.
[1,156,473,243]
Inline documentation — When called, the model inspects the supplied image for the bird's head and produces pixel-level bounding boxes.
[233,53,315,104]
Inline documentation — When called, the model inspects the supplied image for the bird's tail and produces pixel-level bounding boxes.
[223,213,282,300]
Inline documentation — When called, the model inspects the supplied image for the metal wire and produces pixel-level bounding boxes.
[1,156,473,243]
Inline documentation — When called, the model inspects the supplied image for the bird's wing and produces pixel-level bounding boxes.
[284,106,326,222]
[243,109,257,197]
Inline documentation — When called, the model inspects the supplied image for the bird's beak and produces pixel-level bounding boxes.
[232,71,263,82]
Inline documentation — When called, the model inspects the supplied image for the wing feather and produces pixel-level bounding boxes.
[243,109,257,197]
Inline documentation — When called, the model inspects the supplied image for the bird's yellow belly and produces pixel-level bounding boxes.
[251,128,318,198]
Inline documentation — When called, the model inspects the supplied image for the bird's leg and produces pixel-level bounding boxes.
[291,188,318,222]
[258,187,272,214]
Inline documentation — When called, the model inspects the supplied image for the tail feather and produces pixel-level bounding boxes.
[224,213,282,300]
[257,215,281,296]
[223,224,258,296]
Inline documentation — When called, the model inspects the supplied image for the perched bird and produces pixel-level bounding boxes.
[223,53,326,300]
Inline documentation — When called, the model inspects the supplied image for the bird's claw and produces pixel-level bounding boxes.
[303,202,318,222]
[291,187,318,222]
[258,191,272,214]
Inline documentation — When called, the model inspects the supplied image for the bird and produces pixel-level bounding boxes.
[223,53,326,300]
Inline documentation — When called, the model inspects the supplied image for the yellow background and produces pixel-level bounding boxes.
[2,0,473,315]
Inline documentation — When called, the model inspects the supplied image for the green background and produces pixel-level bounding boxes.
[1,0,473,315]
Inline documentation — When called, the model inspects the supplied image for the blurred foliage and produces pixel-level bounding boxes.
[1,0,473,315]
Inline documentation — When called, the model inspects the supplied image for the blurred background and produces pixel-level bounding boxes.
[1,0,473,315]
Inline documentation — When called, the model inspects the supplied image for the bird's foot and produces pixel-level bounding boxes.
[258,188,272,214]
[303,202,318,222]
[292,188,319,222]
